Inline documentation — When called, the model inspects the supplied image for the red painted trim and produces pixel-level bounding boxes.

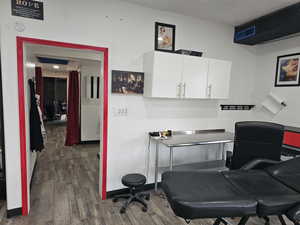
[16,37,109,216]
[101,49,109,199]
[16,37,29,216]
[284,131,300,148]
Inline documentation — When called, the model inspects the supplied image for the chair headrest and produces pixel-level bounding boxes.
[235,121,284,142]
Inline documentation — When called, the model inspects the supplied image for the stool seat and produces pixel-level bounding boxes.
[122,173,146,187]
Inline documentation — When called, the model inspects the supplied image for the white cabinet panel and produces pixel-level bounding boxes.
[208,59,232,99]
[151,52,183,98]
[182,56,209,98]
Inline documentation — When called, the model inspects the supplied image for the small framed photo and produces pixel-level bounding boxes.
[155,22,176,52]
[111,70,144,95]
[275,53,300,87]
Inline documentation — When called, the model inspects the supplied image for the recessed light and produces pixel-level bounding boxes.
[53,65,60,69]
[26,63,36,68]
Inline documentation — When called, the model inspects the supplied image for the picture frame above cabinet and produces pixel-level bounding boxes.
[143,51,232,99]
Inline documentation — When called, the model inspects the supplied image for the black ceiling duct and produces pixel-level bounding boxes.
[234,2,300,45]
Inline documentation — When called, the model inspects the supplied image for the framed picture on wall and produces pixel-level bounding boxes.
[111,70,144,95]
[155,22,176,52]
[275,53,300,87]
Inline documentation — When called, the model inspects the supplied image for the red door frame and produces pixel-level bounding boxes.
[16,37,109,215]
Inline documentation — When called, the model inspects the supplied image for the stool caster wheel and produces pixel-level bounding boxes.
[112,198,118,203]
[120,207,126,214]
[142,207,147,212]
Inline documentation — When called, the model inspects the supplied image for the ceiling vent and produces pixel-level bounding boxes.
[234,2,300,45]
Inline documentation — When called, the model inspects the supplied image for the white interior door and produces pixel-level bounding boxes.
[152,51,183,98]
[182,56,209,98]
[208,59,232,99]
[80,61,101,141]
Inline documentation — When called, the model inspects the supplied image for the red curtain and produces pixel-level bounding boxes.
[65,71,80,146]
[35,67,44,114]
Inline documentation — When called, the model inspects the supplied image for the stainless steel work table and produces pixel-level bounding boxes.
[151,129,234,191]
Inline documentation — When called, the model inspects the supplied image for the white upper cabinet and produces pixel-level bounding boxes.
[207,59,232,99]
[182,55,209,99]
[144,51,183,98]
[143,51,232,99]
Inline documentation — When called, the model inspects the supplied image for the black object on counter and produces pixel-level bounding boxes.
[175,49,203,57]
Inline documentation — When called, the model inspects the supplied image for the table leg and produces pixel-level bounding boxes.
[154,142,159,192]
[169,147,173,170]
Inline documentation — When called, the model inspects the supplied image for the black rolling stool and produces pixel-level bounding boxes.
[113,173,150,214]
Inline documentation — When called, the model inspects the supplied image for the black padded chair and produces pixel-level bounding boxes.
[161,121,300,225]
[227,121,284,170]
[162,157,300,225]
[113,174,150,214]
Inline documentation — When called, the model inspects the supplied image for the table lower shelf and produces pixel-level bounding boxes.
[159,160,227,172]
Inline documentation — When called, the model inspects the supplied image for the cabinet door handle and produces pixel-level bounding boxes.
[177,83,182,98]
[183,83,186,98]
[208,84,212,98]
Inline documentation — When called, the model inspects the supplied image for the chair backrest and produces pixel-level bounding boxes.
[230,121,284,170]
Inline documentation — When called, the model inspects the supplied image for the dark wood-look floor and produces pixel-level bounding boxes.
[0,124,293,225]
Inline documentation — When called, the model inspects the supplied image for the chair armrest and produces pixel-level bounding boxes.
[286,204,300,224]
[241,158,280,170]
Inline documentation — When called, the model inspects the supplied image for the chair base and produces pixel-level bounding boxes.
[213,217,250,225]
[113,192,150,214]
[212,215,290,225]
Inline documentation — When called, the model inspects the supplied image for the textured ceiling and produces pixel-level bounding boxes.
[120,0,300,25]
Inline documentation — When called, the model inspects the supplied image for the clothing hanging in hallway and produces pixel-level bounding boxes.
[35,67,44,114]
[28,79,44,152]
[65,71,80,146]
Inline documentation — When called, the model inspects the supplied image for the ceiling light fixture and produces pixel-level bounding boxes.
[26,62,36,68]
[53,65,60,69]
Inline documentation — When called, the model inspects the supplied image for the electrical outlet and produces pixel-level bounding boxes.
[112,107,128,117]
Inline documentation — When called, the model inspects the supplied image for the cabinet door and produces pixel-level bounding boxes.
[152,52,183,98]
[182,55,209,98]
[207,59,232,99]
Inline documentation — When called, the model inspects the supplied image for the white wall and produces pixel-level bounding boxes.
[80,60,102,141]
[252,36,300,127]
[1,8,23,211]
[0,0,257,210]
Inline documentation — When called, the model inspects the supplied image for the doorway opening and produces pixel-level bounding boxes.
[43,76,68,123]
[17,37,108,216]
